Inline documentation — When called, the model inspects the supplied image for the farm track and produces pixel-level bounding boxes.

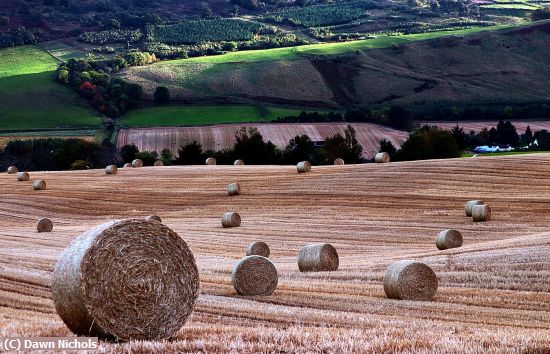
[1,156,550,352]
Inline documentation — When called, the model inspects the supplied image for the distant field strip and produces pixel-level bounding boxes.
[122,105,313,127]
[117,122,408,159]
[423,120,550,132]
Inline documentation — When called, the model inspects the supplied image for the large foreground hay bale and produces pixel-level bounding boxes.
[37,217,53,233]
[51,219,200,341]
[383,260,438,301]
[154,160,164,167]
[246,241,270,258]
[227,182,241,196]
[472,204,491,222]
[297,161,311,173]
[297,243,339,272]
[234,159,244,166]
[205,157,216,165]
[105,165,118,175]
[7,166,18,174]
[145,215,162,223]
[375,152,390,163]
[123,163,132,168]
[17,171,29,181]
[232,256,278,296]
[33,180,46,190]
[464,200,484,217]
[435,229,463,250]
[222,212,241,228]
[132,159,143,168]
[334,158,345,165]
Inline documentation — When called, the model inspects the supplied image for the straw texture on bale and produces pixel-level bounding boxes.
[297,243,339,272]
[472,204,491,222]
[383,260,438,301]
[234,159,244,166]
[123,163,132,168]
[51,219,200,342]
[227,182,241,196]
[33,180,46,190]
[465,200,484,217]
[222,212,241,228]
[334,158,345,165]
[435,229,463,250]
[154,160,164,167]
[7,166,18,174]
[132,159,143,168]
[105,165,118,175]
[375,152,390,163]
[297,161,311,173]
[37,217,53,233]
[145,215,162,223]
[17,171,29,181]
[206,157,216,165]
[232,256,278,296]
[246,241,270,258]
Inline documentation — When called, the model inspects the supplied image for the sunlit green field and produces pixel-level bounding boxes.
[0,46,100,131]
[122,105,313,127]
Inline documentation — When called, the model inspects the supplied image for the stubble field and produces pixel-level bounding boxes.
[1,155,550,352]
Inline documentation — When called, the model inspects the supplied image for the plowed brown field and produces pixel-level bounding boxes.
[1,155,550,352]
[117,123,408,160]
[421,120,550,133]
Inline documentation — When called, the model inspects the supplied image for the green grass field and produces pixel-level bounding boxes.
[122,105,311,127]
[0,46,101,131]
[181,23,519,64]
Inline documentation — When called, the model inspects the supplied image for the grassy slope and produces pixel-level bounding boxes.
[0,46,100,131]
[180,24,517,64]
[122,105,312,127]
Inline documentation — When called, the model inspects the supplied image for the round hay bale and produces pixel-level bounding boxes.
[51,219,200,341]
[232,256,277,296]
[132,159,143,168]
[375,152,390,163]
[37,217,53,233]
[297,243,339,272]
[234,159,244,166]
[222,212,241,228]
[227,182,241,196]
[246,241,270,258]
[145,215,162,223]
[154,160,164,167]
[472,204,491,222]
[464,200,484,217]
[105,165,118,175]
[33,180,46,190]
[334,158,345,165]
[7,166,18,174]
[123,163,132,168]
[297,161,311,173]
[17,171,29,181]
[435,229,463,250]
[205,157,216,166]
[383,260,438,301]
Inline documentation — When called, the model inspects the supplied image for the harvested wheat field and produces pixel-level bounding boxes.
[117,122,408,160]
[1,155,550,353]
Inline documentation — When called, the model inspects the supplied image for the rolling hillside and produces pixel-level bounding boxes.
[0,46,101,131]
[117,123,408,159]
[1,156,550,351]
[123,21,550,111]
